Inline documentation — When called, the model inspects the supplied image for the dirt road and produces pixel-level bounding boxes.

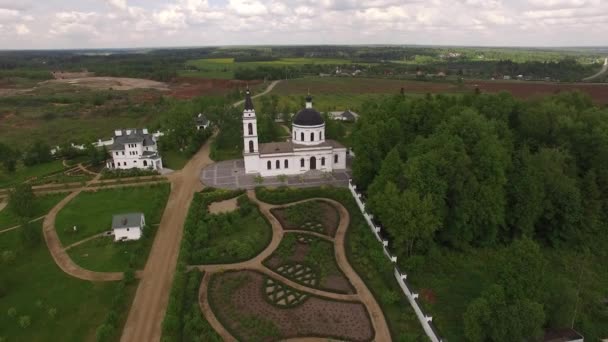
[120,139,214,342]
[583,57,608,82]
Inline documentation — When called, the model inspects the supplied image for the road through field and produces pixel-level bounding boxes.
[120,80,279,342]
[583,57,608,82]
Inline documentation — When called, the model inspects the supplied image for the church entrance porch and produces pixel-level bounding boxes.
[310,157,317,170]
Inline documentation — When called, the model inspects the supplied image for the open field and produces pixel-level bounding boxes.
[41,77,170,91]
[270,76,608,106]
[0,193,67,230]
[181,57,361,79]
[0,221,120,342]
[55,184,170,246]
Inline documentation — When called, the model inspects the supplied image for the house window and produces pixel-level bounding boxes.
[115,152,119,156]
[248,123,253,135]
[249,140,254,153]
[300,132,304,141]
[276,160,280,169]
[284,159,288,168]
[122,152,125,155]
[267,161,271,170]
[334,154,338,163]
[310,132,314,141]
[321,157,325,166]
[144,160,148,166]
[300,158,305,167]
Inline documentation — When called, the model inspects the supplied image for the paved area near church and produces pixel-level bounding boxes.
[200,159,352,189]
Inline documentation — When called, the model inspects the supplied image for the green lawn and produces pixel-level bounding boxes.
[0,160,66,188]
[161,149,190,170]
[68,225,158,272]
[0,221,120,342]
[55,184,170,246]
[0,193,68,230]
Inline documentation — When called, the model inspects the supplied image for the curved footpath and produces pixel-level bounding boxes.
[197,195,391,341]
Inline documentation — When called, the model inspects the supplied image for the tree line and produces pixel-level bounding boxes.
[351,90,608,340]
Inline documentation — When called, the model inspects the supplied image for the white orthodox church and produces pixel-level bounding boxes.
[242,90,347,177]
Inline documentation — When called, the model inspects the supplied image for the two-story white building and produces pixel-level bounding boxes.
[106,128,163,171]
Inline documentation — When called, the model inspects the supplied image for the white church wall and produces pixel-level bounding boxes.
[292,124,325,145]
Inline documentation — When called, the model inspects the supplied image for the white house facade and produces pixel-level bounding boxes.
[242,90,347,177]
[112,212,145,242]
[106,128,163,171]
[195,113,210,130]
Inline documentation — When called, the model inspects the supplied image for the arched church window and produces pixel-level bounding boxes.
[248,123,253,135]
[293,131,296,140]
[249,140,254,153]
[284,159,288,168]
[300,158,305,167]
[276,160,280,169]
[320,131,323,140]
[267,161,271,170]
[321,157,325,166]
[334,154,338,163]
[300,132,304,141]
[311,132,315,141]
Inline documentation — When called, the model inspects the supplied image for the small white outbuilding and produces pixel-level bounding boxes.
[112,213,145,242]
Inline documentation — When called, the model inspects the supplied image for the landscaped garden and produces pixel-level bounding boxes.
[0,193,68,230]
[264,233,354,294]
[270,200,340,237]
[256,186,427,341]
[184,192,273,265]
[208,270,374,341]
[0,221,121,342]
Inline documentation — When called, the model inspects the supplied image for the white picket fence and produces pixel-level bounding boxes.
[348,179,442,342]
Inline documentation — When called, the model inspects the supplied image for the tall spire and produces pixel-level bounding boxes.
[244,87,254,110]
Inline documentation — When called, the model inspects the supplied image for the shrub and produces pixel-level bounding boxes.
[48,308,57,319]
[19,316,31,328]
[1,250,16,264]
[7,307,17,318]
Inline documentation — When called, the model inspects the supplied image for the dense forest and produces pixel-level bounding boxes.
[351,91,608,340]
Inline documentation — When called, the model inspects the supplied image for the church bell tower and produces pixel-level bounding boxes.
[242,89,259,155]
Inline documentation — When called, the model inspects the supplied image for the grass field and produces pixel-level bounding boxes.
[408,247,608,340]
[55,184,170,246]
[180,58,361,79]
[0,193,68,230]
[0,221,120,342]
[68,225,158,272]
[0,160,66,189]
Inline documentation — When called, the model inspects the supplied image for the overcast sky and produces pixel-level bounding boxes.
[1,0,607,49]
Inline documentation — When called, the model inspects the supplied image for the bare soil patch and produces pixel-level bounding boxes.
[208,197,238,214]
[208,270,374,342]
[464,80,608,104]
[42,77,169,91]
[169,77,262,99]
[271,201,339,237]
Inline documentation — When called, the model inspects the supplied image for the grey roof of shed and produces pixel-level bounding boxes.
[110,129,155,151]
[196,113,209,125]
[112,213,145,229]
[341,110,356,121]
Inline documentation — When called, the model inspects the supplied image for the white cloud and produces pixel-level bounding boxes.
[15,23,29,34]
[0,0,607,48]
